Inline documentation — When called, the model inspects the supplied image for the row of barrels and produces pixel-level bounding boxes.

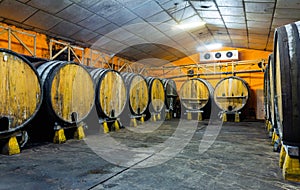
[0,48,178,154]
[180,76,250,120]
[263,21,300,182]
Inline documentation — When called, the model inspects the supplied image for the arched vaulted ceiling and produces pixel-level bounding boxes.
[0,0,299,62]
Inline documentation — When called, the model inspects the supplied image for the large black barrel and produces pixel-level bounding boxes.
[180,78,214,110]
[273,21,300,146]
[35,61,95,127]
[90,68,127,119]
[264,54,277,130]
[214,76,250,112]
[162,79,178,111]
[264,58,269,121]
[121,72,149,116]
[145,77,165,119]
[0,48,42,138]
[179,78,214,118]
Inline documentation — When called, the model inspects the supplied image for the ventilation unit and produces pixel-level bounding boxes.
[200,50,239,62]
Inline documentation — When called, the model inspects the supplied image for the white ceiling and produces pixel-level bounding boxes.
[0,0,300,62]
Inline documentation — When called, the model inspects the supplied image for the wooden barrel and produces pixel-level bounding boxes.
[273,21,300,145]
[121,72,148,116]
[264,54,272,122]
[0,49,42,137]
[145,77,165,113]
[162,79,178,111]
[263,61,269,120]
[266,54,277,130]
[36,61,95,125]
[179,78,214,111]
[213,76,249,112]
[90,68,127,119]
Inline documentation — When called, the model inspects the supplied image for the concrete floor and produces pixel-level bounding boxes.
[0,119,299,190]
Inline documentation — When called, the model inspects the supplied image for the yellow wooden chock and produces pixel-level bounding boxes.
[114,120,120,131]
[267,121,272,132]
[152,114,157,122]
[131,118,137,127]
[140,116,144,123]
[271,130,279,146]
[165,112,171,120]
[197,112,202,121]
[265,120,269,130]
[222,113,227,122]
[234,113,240,122]
[282,153,300,182]
[103,121,109,133]
[53,129,66,144]
[2,136,20,155]
[187,112,192,120]
[157,113,161,120]
[279,145,286,168]
[74,125,85,140]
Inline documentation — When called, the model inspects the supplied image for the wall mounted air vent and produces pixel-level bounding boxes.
[200,50,239,62]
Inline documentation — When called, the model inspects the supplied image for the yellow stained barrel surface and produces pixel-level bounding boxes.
[214,78,249,111]
[99,71,126,117]
[150,79,165,112]
[0,52,41,129]
[50,64,94,122]
[180,80,209,110]
[275,41,283,126]
[269,55,276,125]
[129,75,148,114]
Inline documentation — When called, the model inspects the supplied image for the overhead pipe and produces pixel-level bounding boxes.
[166,69,263,79]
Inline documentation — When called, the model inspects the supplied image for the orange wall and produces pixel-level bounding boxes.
[0,23,49,58]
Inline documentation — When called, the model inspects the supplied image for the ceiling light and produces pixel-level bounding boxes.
[175,21,206,30]
[197,43,223,51]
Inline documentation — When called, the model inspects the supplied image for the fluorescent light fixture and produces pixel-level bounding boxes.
[197,43,223,51]
[175,21,206,30]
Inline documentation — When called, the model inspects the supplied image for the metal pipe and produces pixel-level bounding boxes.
[166,69,263,79]
[152,59,265,69]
